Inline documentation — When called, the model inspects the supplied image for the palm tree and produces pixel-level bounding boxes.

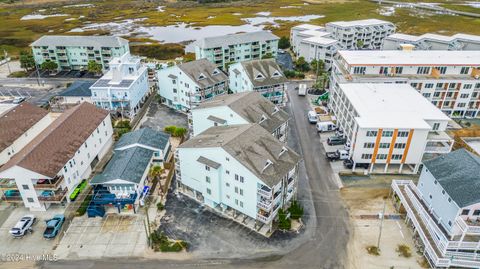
[148,165,164,193]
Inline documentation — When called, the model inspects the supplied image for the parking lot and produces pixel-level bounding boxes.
[0,205,66,256]
[0,86,65,106]
[54,214,147,259]
[140,101,188,131]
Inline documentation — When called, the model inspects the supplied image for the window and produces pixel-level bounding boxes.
[463,84,473,90]
[457,103,466,108]
[462,209,470,216]
[206,188,211,195]
[234,186,238,194]
[442,190,445,195]
[395,66,403,74]
[226,170,230,175]
[394,143,406,149]
[391,154,402,160]
[425,83,434,89]
[226,157,229,161]
[397,131,409,137]
[436,66,447,74]
[382,131,393,137]
[240,201,244,207]
[460,93,470,98]
[205,165,210,171]
[423,93,431,98]
[473,210,480,216]
[448,198,452,203]
[239,189,244,196]
[235,199,238,205]
[353,66,366,74]
[64,166,67,172]
[22,184,29,190]
[239,176,244,183]
[448,221,452,227]
[27,198,34,203]
[226,195,230,199]
[432,123,440,131]
[206,176,210,183]
[417,67,430,74]
[226,182,230,187]
[376,154,387,160]
[364,142,375,148]
[366,131,378,137]
[460,67,470,75]
[434,180,438,185]
[361,154,372,159]
[379,143,390,149]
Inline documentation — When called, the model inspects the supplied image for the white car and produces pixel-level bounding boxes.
[307,111,318,123]
[10,215,36,238]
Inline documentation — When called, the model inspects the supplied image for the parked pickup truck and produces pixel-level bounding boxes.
[343,159,370,169]
[326,149,349,161]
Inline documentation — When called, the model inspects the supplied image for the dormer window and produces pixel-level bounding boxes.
[198,73,206,80]
[212,69,220,75]
[255,73,265,80]
[279,146,288,157]
[272,70,281,78]
[262,159,273,172]
[259,114,267,124]
[272,106,279,114]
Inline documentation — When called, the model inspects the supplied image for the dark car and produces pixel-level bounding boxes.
[343,159,370,169]
[327,136,347,146]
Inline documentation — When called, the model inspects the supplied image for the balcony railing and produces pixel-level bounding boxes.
[257,212,273,223]
[34,176,64,190]
[257,199,272,211]
[1,194,23,202]
[38,188,68,202]
[0,179,17,190]
[257,185,272,199]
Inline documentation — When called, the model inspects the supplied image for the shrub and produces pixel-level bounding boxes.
[8,71,28,78]
[164,126,187,137]
[157,202,165,211]
[288,200,304,220]
[150,231,187,252]
[76,192,92,216]
[115,120,131,129]
[277,208,291,230]
[396,244,412,258]
[366,245,380,256]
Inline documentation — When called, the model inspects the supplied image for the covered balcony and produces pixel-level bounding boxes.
[33,176,64,190]
[425,131,453,154]
[257,184,272,199]
[1,190,23,203]
[38,188,68,203]
[0,178,17,190]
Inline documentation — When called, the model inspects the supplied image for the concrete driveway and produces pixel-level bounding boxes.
[55,214,147,259]
[0,205,66,256]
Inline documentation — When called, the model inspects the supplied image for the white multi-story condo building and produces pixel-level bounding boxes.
[384,33,480,51]
[325,19,395,50]
[229,59,287,104]
[0,103,113,211]
[331,49,480,118]
[157,59,228,112]
[90,53,149,119]
[391,149,480,268]
[175,124,300,235]
[189,92,289,141]
[31,35,129,72]
[0,103,54,166]
[290,24,338,70]
[331,83,452,173]
[195,31,279,69]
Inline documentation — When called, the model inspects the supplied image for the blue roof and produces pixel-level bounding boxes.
[59,81,94,97]
[90,147,153,185]
[115,128,170,151]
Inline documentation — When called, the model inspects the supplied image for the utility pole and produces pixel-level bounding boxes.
[34,63,41,86]
[377,197,387,249]
[3,50,11,75]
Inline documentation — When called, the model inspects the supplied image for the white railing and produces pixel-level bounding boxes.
[257,200,272,211]
[256,213,273,224]
[257,188,272,199]
[456,217,480,235]
[391,180,451,267]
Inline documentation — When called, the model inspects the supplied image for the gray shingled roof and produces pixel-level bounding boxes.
[238,59,287,87]
[90,146,153,185]
[198,31,279,49]
[31,35,129,47]
[179,124,300,187]
[423,149,480,208]
[59,81,93,97]
[194,92,289,134]
[115,128,170,151]
[177,59,228,89]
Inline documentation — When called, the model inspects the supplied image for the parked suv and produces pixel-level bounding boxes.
[343,159,370,169]
[10,215,36,238]
[327,136,347,146]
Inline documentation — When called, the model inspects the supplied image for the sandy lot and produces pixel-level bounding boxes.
[341,187,427,269]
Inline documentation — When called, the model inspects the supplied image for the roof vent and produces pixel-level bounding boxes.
[262,159,273,172]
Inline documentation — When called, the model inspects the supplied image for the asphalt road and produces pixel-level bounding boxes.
[31,84,351,269]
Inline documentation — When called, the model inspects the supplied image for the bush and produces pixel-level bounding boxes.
[288,200,304,220]
[130,43,185,60]
[8,71,28,78]
[396,244,412,258]
[366,245,380,256]
[164,126,187,137]
[277,208,291,230]
[115,120,131,129]
[76,192,92,216]
[157,202,165,211]
[150,231,187,252]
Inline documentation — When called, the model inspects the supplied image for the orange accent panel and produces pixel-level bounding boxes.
[371,129,383,164]
[386,129,398,164]
[401,129,415,164]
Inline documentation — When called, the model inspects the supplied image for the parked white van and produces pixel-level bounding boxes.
[316,121,336,132]
[298,84,307,96]
[307,111,318,123]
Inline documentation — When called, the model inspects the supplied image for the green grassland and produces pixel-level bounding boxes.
[1,0,480,58]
